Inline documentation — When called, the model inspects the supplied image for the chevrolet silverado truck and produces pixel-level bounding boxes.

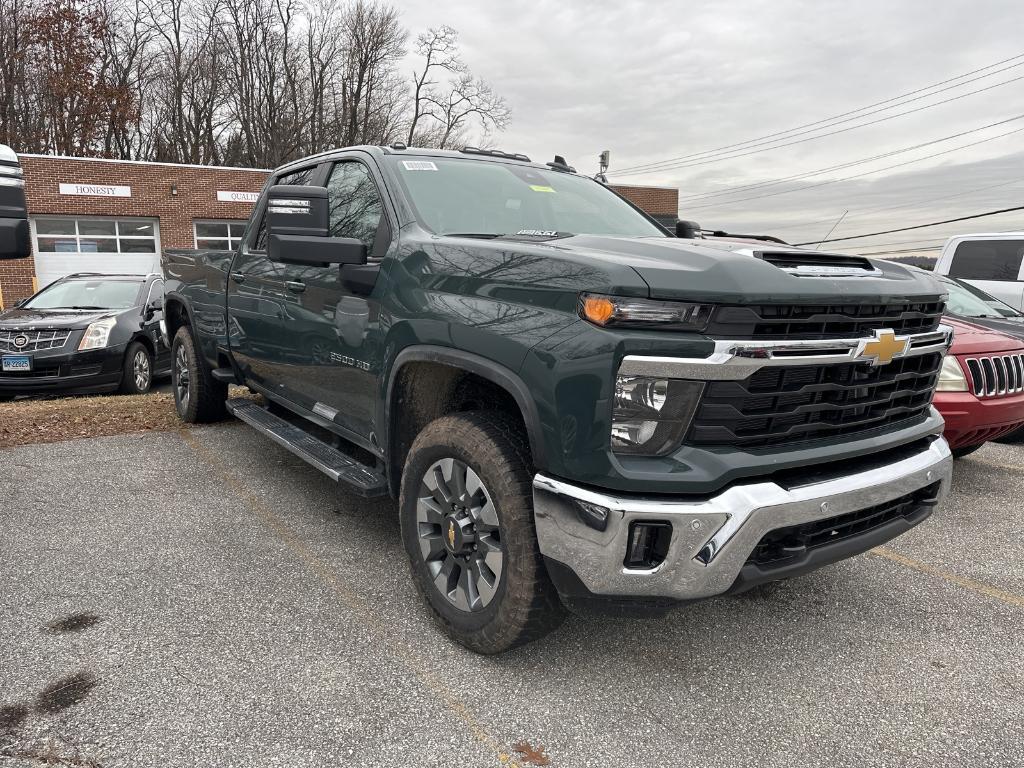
[159,145,955,654]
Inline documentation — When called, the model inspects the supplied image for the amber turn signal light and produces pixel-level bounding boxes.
[581,295,616,325]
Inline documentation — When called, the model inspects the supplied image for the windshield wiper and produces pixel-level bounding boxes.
[67,305,108,310]
[441,232,503,239]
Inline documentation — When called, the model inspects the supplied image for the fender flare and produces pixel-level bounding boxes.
[384,345,546,468]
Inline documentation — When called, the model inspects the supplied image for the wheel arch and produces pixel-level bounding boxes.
[383,346,546,496]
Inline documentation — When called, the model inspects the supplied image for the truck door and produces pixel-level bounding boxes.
[226,163,325,394]
[274,157,393,446]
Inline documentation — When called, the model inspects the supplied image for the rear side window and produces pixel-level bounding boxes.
[252,166,319,251]
[948,240,1024,281]
[325,161,385,253]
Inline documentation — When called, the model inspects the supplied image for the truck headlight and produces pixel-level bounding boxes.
[78,317,117,350]
[936,356,968,392]
[580,293,712,331]
[611,376,704,455]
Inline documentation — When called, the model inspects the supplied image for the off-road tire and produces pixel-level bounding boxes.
[171,325,227,423]
[119,341,153,395]
[994,424,1024,444]
[952,443,984,459]
[399,411,565,654]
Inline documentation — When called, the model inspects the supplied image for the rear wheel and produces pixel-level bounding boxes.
[952,443,984,459]
[119,341,153,395]
[399,411,564,654]
[171,325,227,423]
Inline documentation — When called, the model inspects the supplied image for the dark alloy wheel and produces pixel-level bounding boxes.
[400,411,564,654]
[119,341,153,395]
[416,458,504,612]
[173,342,190,411]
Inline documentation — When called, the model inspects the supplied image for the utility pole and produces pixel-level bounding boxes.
[596,150,610,183]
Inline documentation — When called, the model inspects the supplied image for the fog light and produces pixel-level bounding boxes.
[624,521,672,569]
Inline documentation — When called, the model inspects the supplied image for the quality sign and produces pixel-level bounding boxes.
[217,191,259,203]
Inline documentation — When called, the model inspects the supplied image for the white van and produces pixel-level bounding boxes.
[934,233,1024,312]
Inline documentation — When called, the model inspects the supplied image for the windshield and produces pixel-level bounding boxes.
[388,156,668,239]
[940,276,1019,319]
[950,276,1023,318]
[25,279,142,310]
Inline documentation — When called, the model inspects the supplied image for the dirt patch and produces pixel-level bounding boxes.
[0,392,183,449]
[35,672,99,714]
[0,388,252,449]
[0,702,30,729]
[43,612,102,634]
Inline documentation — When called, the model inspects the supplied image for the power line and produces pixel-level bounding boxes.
[762,178,1024,233]
[682,125,1024,211]
[677,114,1024,203]
[617,52,1024,174]
[616,75,1024,177]
[794,205,1024,246]
[858,246,945,256]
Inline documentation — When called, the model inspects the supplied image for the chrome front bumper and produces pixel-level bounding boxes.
[533,436,952,601]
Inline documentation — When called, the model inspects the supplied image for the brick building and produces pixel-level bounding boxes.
[0,155,679,308]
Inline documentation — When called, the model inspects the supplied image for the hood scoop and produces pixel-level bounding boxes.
[756,250,880,278]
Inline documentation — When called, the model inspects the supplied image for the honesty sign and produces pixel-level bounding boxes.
[217,190,259,203]
[59,183,131,197]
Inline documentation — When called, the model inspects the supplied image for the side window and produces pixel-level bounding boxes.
[252,166,318,252]
[326,161,385,254]
[948,240,1024,281]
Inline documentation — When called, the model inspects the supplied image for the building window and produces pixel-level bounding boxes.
[194,220,247,251]
[33,217,158,254]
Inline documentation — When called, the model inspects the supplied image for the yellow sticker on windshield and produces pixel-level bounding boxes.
[529,185,556,193]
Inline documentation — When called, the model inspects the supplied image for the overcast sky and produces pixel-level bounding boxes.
[400,0,1024,256]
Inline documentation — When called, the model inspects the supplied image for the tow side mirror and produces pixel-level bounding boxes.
[266,184,368,268]
[0,144,30,261]
[675,220,702,239]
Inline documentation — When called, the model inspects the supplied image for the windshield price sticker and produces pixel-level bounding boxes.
[529,185,556,193]
[403,161,438,171]
[517,230,558,237]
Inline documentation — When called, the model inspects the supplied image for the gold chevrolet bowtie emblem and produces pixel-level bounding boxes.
[448,520,456,549]
[857,329,909,366]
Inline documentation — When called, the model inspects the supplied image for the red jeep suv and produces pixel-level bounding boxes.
[935,317,1024,457]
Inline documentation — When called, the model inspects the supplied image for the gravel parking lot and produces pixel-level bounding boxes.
[2,423,1022,767]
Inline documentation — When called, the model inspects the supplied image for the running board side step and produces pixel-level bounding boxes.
[225,398,387,497]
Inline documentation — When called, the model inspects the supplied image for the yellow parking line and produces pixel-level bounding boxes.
[179,431,521,768]
[871,546,1024,609]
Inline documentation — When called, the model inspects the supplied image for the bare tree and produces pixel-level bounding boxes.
[406,25,461,146]
[426,73,509,149]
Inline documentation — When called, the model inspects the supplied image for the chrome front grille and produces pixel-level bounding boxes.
[0,329,72,353]
[965,354,1024,397]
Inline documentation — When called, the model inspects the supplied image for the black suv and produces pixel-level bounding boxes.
[0,273,170,399]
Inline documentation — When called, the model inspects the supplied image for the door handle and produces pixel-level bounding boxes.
[285,281,306,293]
[231,272,246,283]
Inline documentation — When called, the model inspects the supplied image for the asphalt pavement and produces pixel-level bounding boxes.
[1,424,1022,767]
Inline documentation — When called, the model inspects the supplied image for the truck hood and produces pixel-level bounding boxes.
[0,307,120,329]
[543,235,946,304]
[946,317,1024,355]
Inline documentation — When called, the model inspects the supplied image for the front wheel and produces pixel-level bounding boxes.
[119,341,153,395]
[171,326,227,423]
[952,443,984,459]
[399,411,564,654]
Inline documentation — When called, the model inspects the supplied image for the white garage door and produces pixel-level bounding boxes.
[32,216,161,288]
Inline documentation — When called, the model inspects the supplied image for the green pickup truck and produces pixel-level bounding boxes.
[160,145,954,654]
